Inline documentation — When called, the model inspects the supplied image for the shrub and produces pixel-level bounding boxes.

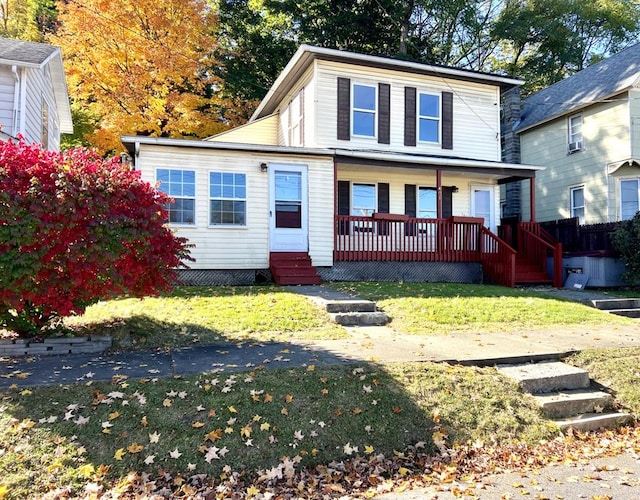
[0,139,192,337]
[611,212,640,286]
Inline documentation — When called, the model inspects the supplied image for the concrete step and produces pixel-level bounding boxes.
[533,389,613,419]
[497,361,590,393]
[330,311,389,326]
[606,309,640,319]
[325,300,377,314]
[591,298,640,310]
[553,412,633,432]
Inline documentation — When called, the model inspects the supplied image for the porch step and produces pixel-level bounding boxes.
[515,257,552,285]
[591,298,640,319]
[270,252,322,286]
[497,361,631,432]
[330,311,390,326]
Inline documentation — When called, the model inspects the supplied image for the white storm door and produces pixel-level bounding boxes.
[471,185,495,232]
[269,165,309,251]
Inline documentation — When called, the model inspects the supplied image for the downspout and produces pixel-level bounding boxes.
[606,162,611,222]
[11,65,20,136]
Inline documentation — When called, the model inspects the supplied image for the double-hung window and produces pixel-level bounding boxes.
[352,183,376,231]
[620,178,640,220]
[418,187,437,218]
[352,83,376,137]
[418,93,440,143]
[288,91,303,146]
[568,114,583,152]
[210,172,246,225]
[570,186,585,223]
[156,168,195,224]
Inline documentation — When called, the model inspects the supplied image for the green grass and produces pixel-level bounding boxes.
[567,347,640,418]
[65,286,348,351]
[327,282,636,334]
[0,362,553,499]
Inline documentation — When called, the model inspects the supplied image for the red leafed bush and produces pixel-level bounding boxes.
[0,139,192,337]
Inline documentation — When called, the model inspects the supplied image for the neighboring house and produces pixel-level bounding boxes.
[0,37,73,151]
[123,45,558,287]
[508,44,640,286]
[513,43,640,226]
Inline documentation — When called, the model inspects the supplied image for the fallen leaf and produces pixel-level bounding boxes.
[113,448,126,461]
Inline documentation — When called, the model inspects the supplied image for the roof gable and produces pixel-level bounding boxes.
[517,43,640,133]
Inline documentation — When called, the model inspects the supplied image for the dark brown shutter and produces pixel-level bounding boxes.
[442,186,453,218]
[337,180,350,234]
[377,182,390,234]
[404,87,416,146]
[378,83,390,144]
[337,78,351,141]
[442,91,453,150]
[404,184,416,235]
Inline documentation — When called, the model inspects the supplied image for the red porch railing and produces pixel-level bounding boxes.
[479,227,517,287]
[518,222,563,288]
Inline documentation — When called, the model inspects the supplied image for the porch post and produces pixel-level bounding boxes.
[529,177,536,222]
[436,169,443,219]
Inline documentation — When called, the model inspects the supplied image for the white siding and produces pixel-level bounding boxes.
[22,66,61,150]
[206,114,279,145]
[520,97,630,223]
[274,65,315,147]
[0,67,15,136]
[313,60,502,161]
[136,145,334,269]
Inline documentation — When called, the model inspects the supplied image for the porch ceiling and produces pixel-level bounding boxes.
[333,149,542,181]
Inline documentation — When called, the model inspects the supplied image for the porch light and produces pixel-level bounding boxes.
[451,186,459,193]
[260,162,268,172]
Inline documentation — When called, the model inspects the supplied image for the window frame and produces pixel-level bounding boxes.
[209,171,247,226]
[156,168,196,225]
[287,90,304,147]
[418,186,437,219]
[620,177,640,220]
[351,82,377,138]
[569,185,585,223]
[568,114,583,152]
[417,92,441,144]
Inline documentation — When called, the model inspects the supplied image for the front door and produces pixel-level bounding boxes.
[471,184,495,232]
[269,164,309,251]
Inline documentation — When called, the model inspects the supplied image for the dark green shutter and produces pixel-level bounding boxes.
[378,83,390,144]
[337,78,351,140]
[404,87,416,146]
[377,182,390,234]
[442,91,453,150]
[442,186,453,218]
[337,180,350,234]
[404,184,417,235]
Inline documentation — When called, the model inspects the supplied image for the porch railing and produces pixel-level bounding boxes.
[334,214,485,262]
[519,222,563,288]
[479,227,516,287]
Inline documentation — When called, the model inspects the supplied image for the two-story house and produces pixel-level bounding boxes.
[123,45,557,287]
[0,37,73,151]
[511,43,640,286]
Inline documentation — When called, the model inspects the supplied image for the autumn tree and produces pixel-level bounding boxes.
[0,138,192,337]
[52,0,227,154]
[0,0,55,41]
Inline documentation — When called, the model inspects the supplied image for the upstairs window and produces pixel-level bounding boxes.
[570,186,585,223]
[156,169,195,224]
[621,178,640,220]
[288,90,303,147]
[568,114,583,153]
[418,93,440,143]
[210,172,246,225]
[352,83,376,137]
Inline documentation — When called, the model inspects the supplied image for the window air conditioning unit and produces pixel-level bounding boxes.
[568,141,583,153]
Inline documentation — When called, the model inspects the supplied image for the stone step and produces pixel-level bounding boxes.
[591,298,640,310]
[497,361,590,393]
[330,311,389,326]
[553,412,633,432]
[325,300,377,314]
[533,389,613,419]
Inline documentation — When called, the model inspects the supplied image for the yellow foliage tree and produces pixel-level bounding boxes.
[52,0,228,154]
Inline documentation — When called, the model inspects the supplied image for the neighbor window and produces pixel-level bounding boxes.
[352,83,376,137]
[418,187,437,218]
[568,114,583,151]
[156,168,195,224]
[570,186,585,223]
[418,93,440,143]
[210,172,246,225]
[620,178,640,220]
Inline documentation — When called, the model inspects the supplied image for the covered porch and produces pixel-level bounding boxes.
[330,151,562,288]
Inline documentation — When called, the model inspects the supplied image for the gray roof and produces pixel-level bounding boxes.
[516,43,640,133]
[0,37,58,67]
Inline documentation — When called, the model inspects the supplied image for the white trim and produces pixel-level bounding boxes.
[417,91,441,144]
[351,82,377,139]
[269,164,309,251]
[470,184,495,231]
[208,170,247,227]
[569,185,585,223]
